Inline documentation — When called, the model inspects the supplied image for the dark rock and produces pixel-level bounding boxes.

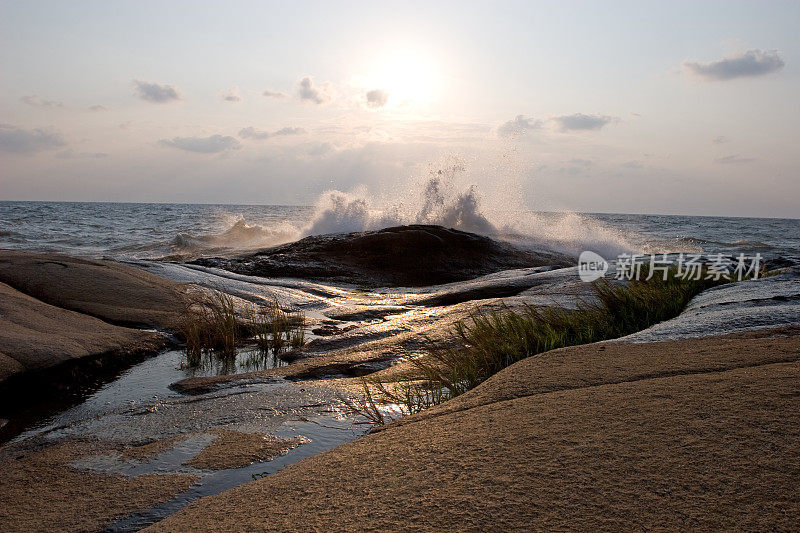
[311,324,359,337]
[192,225,571,288]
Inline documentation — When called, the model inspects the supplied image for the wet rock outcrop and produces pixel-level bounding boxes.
[0,250,186,387]
[0,250,187,330]
[0,281,166,385]
[193,225,571,287]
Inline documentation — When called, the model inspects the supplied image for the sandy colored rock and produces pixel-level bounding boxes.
[0,281,166,382]
[187,429,306,470]
[149,331,800,532]
[0,441,197,532]
[121,435,185,462]
[380,325,800,431]
[0,249,186,330]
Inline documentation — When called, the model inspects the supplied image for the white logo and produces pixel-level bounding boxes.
[578,251,608,282]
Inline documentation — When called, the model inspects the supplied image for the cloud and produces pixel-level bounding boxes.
[222,87,241,102]
[133,80,182,103]
[296,76,330,104]
[0,124,66,154]
[366,89,389,108]
[569,158,593,167]
[20,95,64,108]
[307,142,333,156]
[714,155,755,165]
[238,127,271,140]
[497,115,541,137]
[159,135,240,153]
[683,49,785,81]
[55,149,108,159]
[622,160,644,169]
[239,126,306,140]
[552,113,615,132]
[275,126,306,136]
[89,104,107,112]
[263,89,287,99]
[712,136,730,144]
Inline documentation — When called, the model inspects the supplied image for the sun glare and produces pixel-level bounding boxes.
[360,48,440,108]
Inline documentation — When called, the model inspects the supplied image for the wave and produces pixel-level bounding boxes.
[170,218,298,252]
[111,217,300,260]
[301,171,640,260]
[0,229,26,243]
[678,236,712,245]
[111,163,660,262]
[501,212,642,259]
[302,176,494,237]
[731,240,775,250]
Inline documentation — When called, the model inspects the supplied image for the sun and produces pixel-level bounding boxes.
[360,47,440,108]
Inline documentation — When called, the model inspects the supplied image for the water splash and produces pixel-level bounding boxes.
[6,158,765,263]
[301,174,495,237]
[300,163,642,259]
[170,217,298,254]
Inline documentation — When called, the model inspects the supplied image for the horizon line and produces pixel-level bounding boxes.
[0,199,797,221]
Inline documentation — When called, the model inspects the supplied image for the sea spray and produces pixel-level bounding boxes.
[150,170,645,260]
[301,177,496,237]
[0,162,701,261]
[300,162,641,259]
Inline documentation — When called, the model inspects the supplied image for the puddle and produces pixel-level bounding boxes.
[181,346,290,377]
[0,263,597,530]
[71,433,217,477]
[95,414,370,532]
[5,348,288,445]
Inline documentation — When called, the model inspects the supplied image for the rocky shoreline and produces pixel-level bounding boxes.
[150,327,800,532]
[1,245,799,531]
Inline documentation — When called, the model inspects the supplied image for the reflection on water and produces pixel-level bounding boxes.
[180,345,290,378]
[3,345,291,445]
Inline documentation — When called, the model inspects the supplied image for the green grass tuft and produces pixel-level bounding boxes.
[348,268,731,423]
[181,290,307,366]
[181,289,238,362]
[245,298,306,355]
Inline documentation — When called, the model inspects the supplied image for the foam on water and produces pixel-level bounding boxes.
[168,217,299,256]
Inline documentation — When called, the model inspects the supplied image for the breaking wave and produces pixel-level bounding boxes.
[117,163,694,261]
[4,189,796,265]
[170,217,298,253]
[112,216,300,260]
[300,167,641,259]
[123,163,661,261]
[302,177,494,237]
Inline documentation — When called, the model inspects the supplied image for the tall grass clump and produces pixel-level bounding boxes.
[349,268,731,423]
[289,310,306,349]
[181,289,238,363]
[180,289,307,369]
[247,304,273,351]
[245,298,306,354]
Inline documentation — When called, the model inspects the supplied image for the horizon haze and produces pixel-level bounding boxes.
[1,0,799,218]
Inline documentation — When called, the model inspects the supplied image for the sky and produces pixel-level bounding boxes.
[1,0,799,218]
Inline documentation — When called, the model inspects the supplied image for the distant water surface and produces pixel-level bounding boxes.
[0,201,798,264]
